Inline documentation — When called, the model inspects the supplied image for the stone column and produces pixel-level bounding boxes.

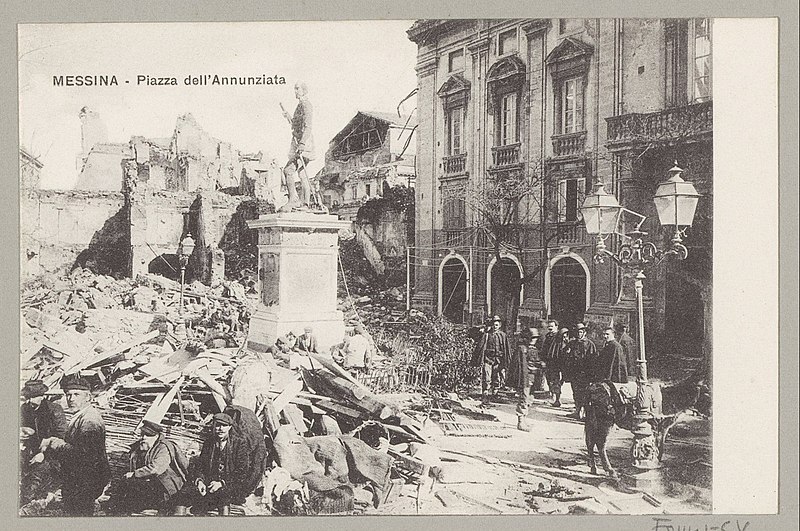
[246,212,351,352]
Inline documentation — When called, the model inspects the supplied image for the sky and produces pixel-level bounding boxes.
[18,22,418,189]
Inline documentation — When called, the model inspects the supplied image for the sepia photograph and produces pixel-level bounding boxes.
[14,17,768,519]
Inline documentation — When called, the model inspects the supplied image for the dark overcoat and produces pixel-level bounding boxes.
[595,340,629,383]
[469,330,511,369]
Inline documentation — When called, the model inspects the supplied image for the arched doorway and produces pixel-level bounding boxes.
[439,256,468,323]
[488,256,523,328]
[550,257,587,329]
[148,253,181,281]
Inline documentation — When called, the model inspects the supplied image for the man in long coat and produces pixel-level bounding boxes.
[614,323,638,382]
[537,320,566,407]
[469,316,511,400]
[506,328,532,432]
[563,323,598,419]
[595,327,629,384]
[40,375,110,516]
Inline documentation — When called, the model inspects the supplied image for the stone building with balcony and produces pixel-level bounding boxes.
[407,18,713,361]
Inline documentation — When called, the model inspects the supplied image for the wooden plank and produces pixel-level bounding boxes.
[70,330,160,373]
[142,375,185,425]
[271,376,304,415]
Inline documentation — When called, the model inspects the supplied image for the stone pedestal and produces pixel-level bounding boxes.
[245,212,351,353]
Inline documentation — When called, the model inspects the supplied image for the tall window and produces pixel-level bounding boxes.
[693,18,712,102]
[499,29,518,55]
[665,19,688,108]
[447,107,463,155]
[448,49,465,72]
[499,92,518,145]
[443,195,466,229]
[560,77,584,134]
[557,177,587,222]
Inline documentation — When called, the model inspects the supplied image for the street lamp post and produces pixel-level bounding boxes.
[178,235,196,316]
[580,162,700,469]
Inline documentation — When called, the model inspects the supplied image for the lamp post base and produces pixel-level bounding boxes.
[630,417,661,469]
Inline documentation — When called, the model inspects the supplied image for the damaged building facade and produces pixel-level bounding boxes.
[317,111,417,280]
[408,19,713,361]
[21,109,283,284]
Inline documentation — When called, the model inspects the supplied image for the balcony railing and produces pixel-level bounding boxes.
[443,153,467,176]
[548,222,586,245]
[551,131,587,158]
[441,227,469,247]
[606,100,713,147]
[491,143,521,168]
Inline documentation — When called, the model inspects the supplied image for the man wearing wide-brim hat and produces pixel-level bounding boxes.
[469,315,511,401]
[40,375,110,516]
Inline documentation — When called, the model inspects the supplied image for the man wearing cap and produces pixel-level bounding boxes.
[564,323,598,420]
[537,320,566,407]
[470,316,511,400]
[595,327,629,384]
[506,328,532,432]
[114,420,188,514]
[40,375,110,516]
[21,380,67,465]
[190,412,250,514]
[295,326,319,354]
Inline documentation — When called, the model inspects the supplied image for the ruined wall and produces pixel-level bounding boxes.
[73,143,130,191]
[35,190,127,276]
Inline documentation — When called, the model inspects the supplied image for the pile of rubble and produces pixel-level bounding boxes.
[336,287,479,394]
[18,269,481,516]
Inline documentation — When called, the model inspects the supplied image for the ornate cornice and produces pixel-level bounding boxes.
[522,19,551,37]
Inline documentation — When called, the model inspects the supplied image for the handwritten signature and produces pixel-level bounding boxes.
[652,518,751,531]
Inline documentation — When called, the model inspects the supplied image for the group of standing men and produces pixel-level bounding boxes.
[21,375,266,516]
[471,316,638,430]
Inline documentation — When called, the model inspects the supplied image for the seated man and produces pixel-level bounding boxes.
[115,420,188,515]
[343,326,371,373]
[189,413,250,515]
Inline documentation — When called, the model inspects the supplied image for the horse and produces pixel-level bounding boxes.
[583,370,710,477]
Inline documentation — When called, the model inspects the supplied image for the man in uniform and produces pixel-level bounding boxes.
[564,323,598,419]
[470,316,511,400]
[40,375,110,516]
[280,82,315,211]
[595,327,629,384]
[538,320,566,407]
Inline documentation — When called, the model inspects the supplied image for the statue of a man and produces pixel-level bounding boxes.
[280,82,315,212]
